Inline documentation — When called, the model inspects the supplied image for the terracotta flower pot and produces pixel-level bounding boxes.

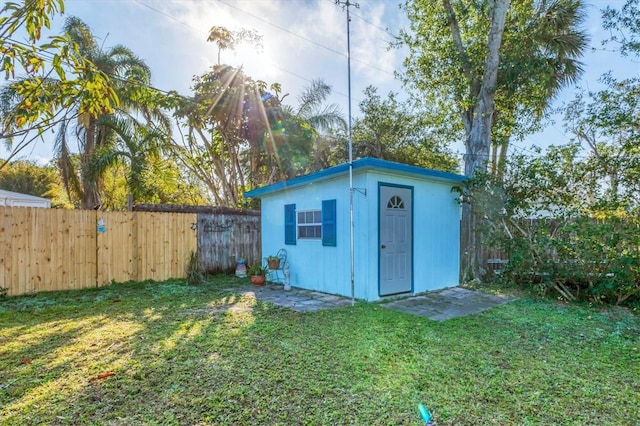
[267,259,281,270]
[251,275,266,286]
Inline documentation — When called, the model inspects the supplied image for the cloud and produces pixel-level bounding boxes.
[349,2,401,86]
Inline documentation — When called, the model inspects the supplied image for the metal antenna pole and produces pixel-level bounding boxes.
[336,0,358,306]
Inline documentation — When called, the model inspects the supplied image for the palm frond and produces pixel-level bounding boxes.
[63,17,98,57]
[306,104,347,133]
[296,79,332,118]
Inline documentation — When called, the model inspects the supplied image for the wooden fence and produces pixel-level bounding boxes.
[0,206,258,297]
[197,211,261,273]
[133,204,262,274]
[1,207,198,296]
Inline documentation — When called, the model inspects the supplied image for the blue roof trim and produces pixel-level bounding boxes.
[244,157,466,198]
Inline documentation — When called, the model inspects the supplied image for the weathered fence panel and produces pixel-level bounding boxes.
[1,207,198,296]
[197,211,261,273]
[133,204,261,274]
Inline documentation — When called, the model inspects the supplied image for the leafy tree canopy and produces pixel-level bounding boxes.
[400,0,588,173]
[602,0,640,56]
[1,1,119,152]
[351,86,458,172]
[0,158,72,207]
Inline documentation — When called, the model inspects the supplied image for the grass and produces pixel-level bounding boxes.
[1,277,638,425]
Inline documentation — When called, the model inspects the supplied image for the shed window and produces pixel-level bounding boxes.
[298,210,322,239]
[387,195,405,209]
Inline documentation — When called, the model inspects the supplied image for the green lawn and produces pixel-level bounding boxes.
[1,277,638,425]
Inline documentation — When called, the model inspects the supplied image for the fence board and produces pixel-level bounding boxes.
[132,211,198,282]
[97,212,134,285]
[0,208,97,296]
[0,208,8,293]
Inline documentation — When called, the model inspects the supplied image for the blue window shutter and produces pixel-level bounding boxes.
[322,199,337,247]
[284,204,296,245]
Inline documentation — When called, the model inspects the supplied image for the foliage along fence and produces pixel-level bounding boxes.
[0,206,261,297]
[482,217,640,305]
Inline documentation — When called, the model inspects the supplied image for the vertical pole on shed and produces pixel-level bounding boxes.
[336,0,358,306]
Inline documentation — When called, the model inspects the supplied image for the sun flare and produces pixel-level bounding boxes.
[231,42,279,82]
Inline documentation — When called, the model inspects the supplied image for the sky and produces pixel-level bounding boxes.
[4,0,640,167]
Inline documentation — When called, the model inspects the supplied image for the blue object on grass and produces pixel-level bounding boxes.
[418,403,433,425]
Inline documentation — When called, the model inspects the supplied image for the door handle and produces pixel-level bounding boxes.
[381,244,386,249]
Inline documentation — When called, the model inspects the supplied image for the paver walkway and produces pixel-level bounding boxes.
[380,287,515,321]
[227,284,354,312]
[226,284,514,319]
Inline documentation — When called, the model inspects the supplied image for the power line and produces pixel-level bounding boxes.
[322,0,398,39]
[216,0,343,55]
[268,62,360,103]
[351,11,397,40]
[133,0,356,101]
[132,0,201,33]
[131,0,371,102]
[213,0,395,76]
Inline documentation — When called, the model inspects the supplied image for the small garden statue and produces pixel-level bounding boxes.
[283,262,291,291]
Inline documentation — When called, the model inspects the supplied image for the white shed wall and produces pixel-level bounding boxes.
[260,173,372,299]
[362,170,460,297]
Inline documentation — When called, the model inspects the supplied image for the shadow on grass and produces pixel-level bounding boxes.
[0,278,245,422]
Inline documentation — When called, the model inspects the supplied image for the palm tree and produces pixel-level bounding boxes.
[171,65,272,206]
[291,79,346,134]
[5,16,170,209]
[207,26,262,65]
[491,0,589,175]
[59,17,170,209]
[278,79,346,174]
[89,116,168,205]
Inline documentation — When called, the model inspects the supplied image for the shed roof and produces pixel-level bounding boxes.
[244,157,466,198]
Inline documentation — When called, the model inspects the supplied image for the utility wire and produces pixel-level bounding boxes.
[132,0,370,101]
[213,0,395,76]
[138,0,395,75]
[132,0,207,33]
[351,11,398,39]
[322,0,399,39]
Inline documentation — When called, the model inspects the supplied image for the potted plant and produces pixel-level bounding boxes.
[248,264,267,286]
[266,255,281,270]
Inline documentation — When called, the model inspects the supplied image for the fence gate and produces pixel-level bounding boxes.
[197,211,261,273]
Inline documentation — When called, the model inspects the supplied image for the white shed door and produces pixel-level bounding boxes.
[379,185,412,296]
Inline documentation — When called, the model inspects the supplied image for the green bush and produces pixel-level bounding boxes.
[464,144,640,305]
[497,216,640,304]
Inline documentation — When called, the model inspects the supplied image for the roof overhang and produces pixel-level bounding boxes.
[244,157,466,198]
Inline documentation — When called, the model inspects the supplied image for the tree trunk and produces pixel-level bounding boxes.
[80,120,102,210]
[459,0,510,281]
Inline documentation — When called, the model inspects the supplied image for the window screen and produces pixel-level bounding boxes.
[297,210,322,239]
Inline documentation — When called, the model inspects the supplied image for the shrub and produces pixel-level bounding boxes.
[463,144,640,305]
[185,251,204,286]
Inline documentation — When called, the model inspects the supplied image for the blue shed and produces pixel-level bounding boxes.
[244,157,465,301]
